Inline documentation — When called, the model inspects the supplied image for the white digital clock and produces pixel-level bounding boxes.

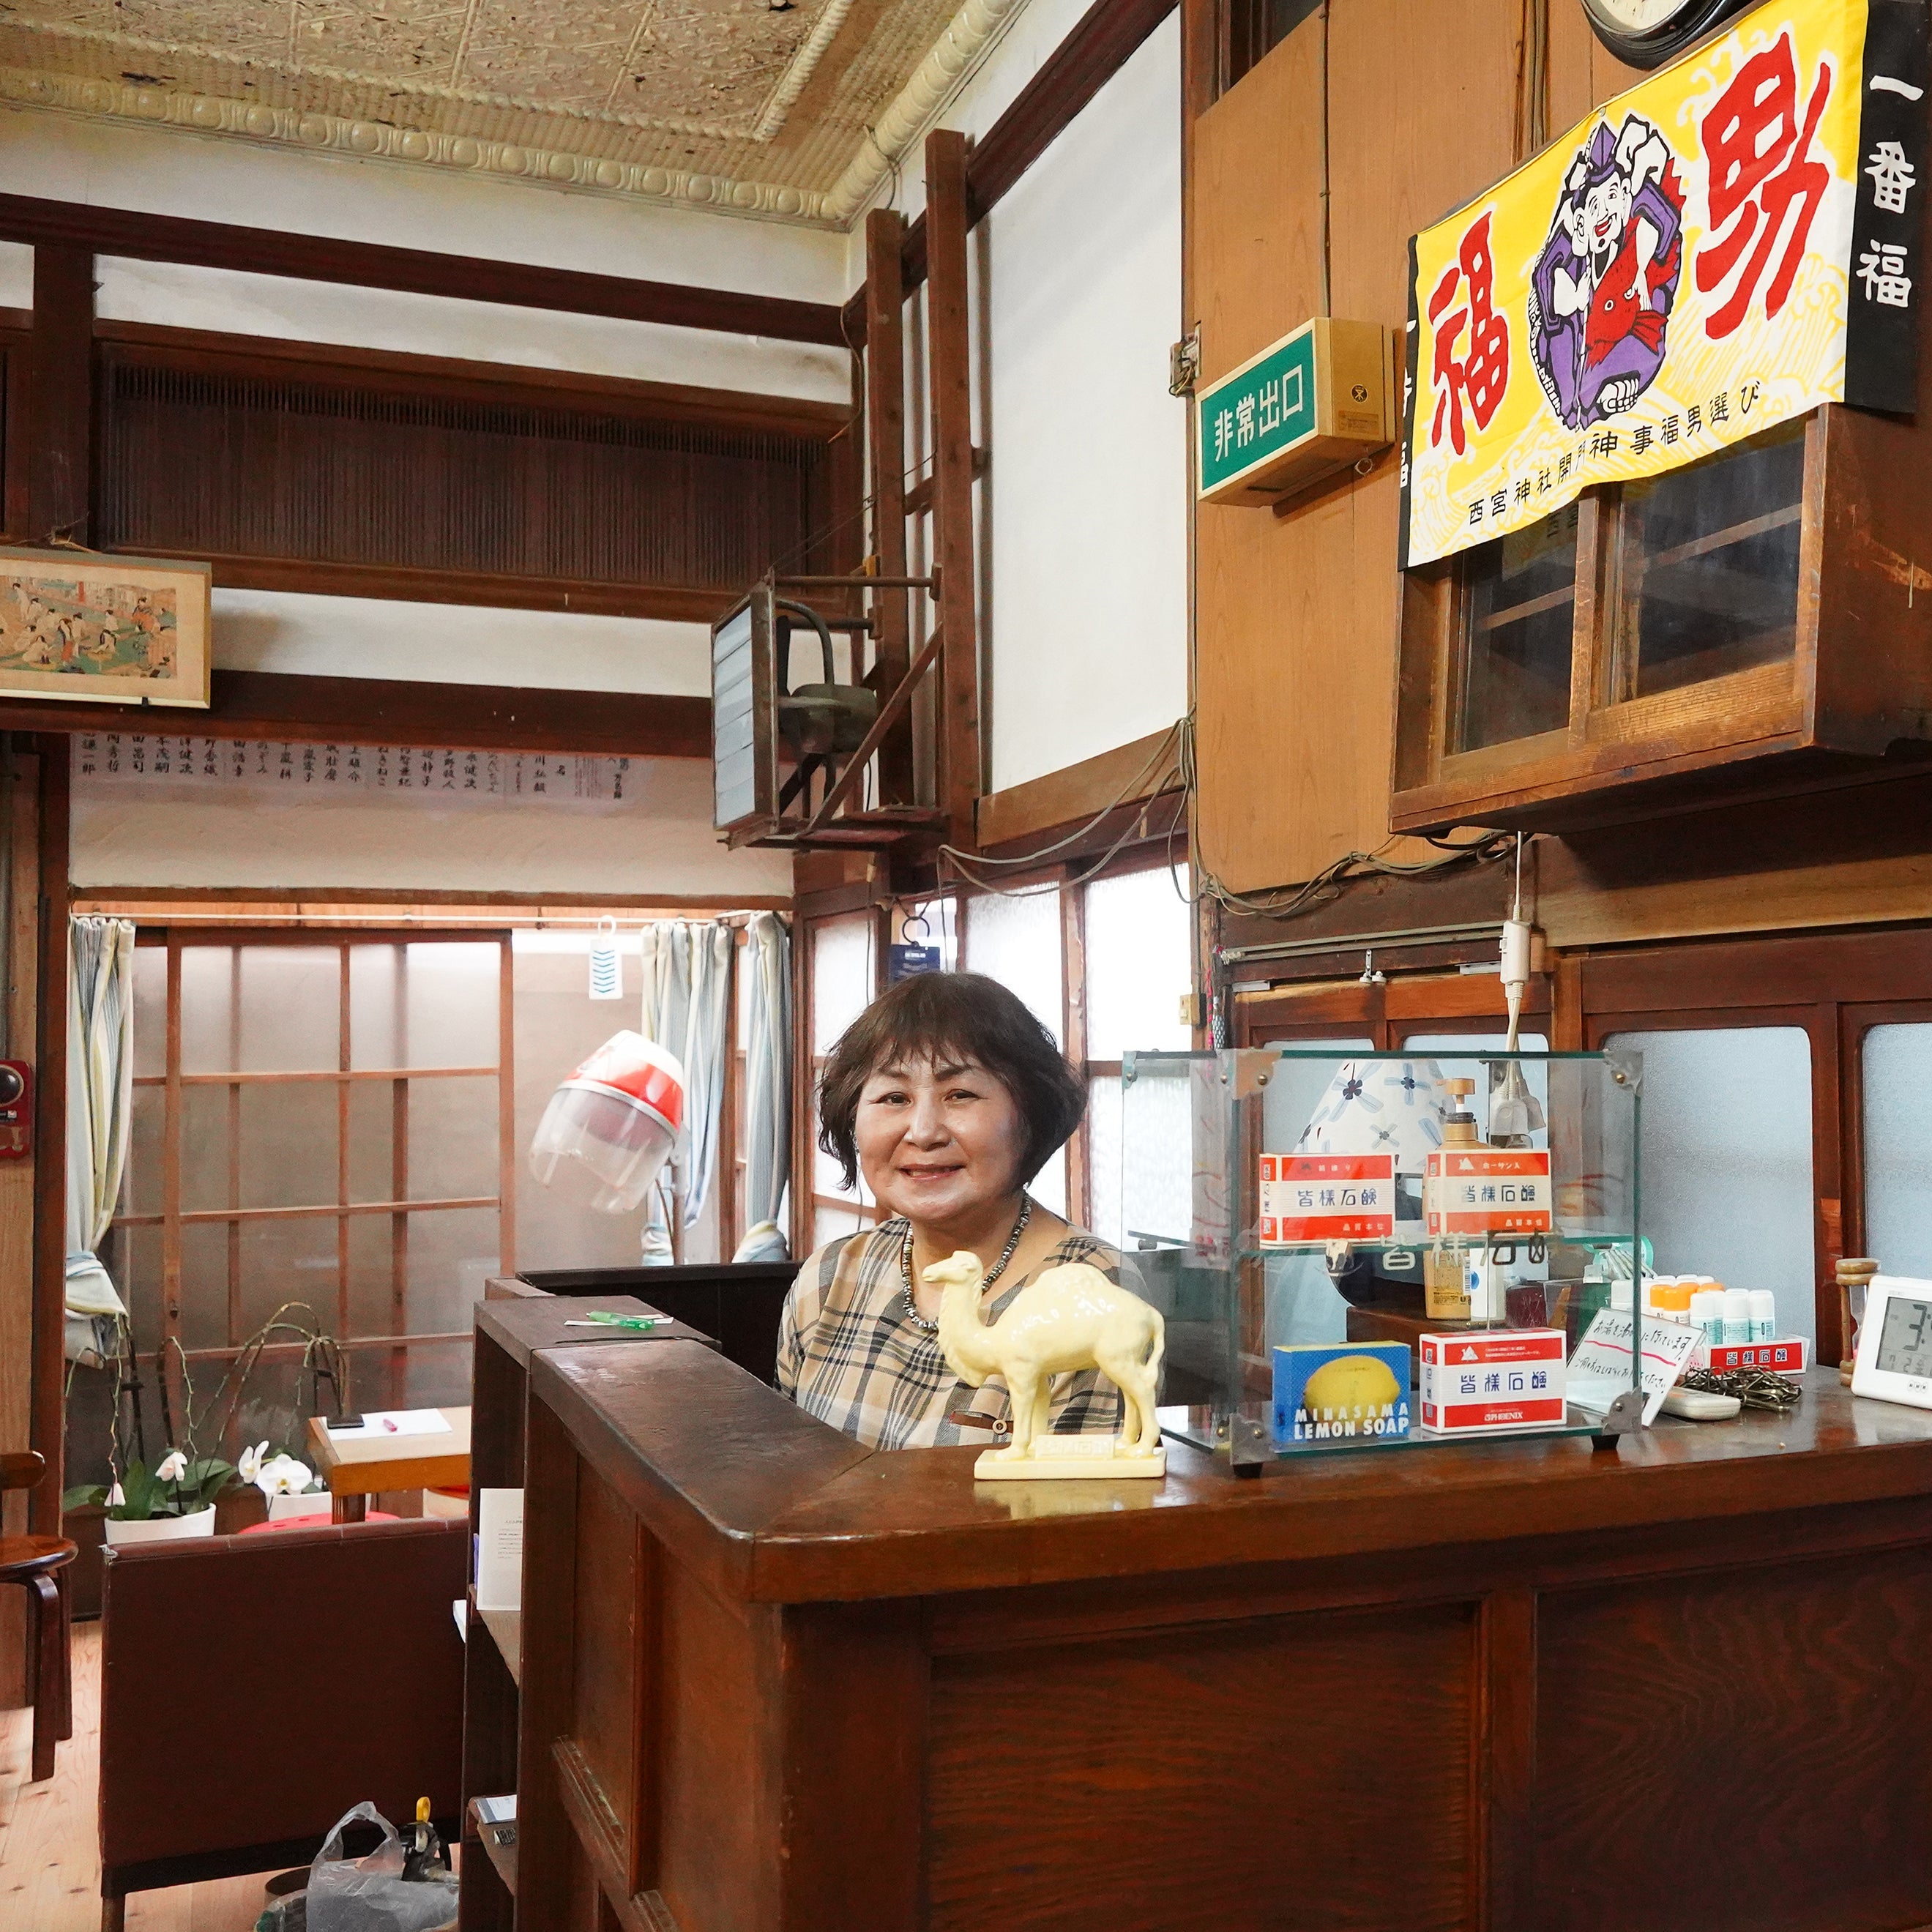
[1580,0,1753,70]
[1850,1275,1932,1411]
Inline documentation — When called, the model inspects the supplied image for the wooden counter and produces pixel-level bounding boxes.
[513,1342,1932,1932]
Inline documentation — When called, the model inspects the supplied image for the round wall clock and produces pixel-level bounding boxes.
[1579,0,1753,70]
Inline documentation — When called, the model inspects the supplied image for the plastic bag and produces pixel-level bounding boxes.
[305,1802,458,1932]
[255,1895,305,1932]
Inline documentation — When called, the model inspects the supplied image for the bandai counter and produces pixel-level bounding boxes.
[508,1333,1932,1932]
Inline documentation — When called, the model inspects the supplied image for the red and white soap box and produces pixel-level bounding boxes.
[1423,1148,1553,1237]
[1419,1329,1567,1434]
[1257,1153,1395,1246]
[1693,1336,1808,1373]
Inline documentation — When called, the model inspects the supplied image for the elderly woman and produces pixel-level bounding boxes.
[775,970,1124,1449]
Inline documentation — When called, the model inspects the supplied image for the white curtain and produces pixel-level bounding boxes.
[639,920,734,1261]
[66,915,135,1360]
[732,912,791,1262]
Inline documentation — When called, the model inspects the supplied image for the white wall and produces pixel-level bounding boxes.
[982,19,1187,791]
[212,589,710,695]
[852,2,1189,794]
[2,105,832,898]
[71,755,792,897]
[0,109,851,398]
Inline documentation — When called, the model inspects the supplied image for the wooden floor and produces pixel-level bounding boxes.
[0,1624,266,1932]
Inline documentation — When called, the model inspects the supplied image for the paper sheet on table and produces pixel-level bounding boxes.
[325,1407,449,1439]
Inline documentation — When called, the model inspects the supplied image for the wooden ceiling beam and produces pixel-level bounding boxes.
[0,668,712,758]
[0,191,849,348]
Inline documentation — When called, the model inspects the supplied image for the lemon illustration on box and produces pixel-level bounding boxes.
[1272,1342,1411,1447]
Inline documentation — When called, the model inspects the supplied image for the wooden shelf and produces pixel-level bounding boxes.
[464,1801,518,1898]
[477,1602,521,1687]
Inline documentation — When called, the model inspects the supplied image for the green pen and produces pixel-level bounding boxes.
[563,1311,667,1331]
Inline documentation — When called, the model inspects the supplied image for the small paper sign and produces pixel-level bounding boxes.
[1568,1309,1702,1425]
[1258,1153,1395,1245]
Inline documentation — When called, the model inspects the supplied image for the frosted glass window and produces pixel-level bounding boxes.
[1085,866,1192,1058]
[1606,1027,1816,1343]
[1029,1145,1067,1219]
[963,889,1062,1044]
[811,913,875,1057]
[1088,1073,1126,1246]
[1862,1024,1932,1276]
[1117,1062,1196,1249]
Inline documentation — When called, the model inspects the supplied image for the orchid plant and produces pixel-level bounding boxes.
[67,1447,236,1522]
[65,1302,350,1523]
[238,1441,327,1499]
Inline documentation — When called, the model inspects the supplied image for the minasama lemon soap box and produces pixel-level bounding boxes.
[1271,1341,1411,1447]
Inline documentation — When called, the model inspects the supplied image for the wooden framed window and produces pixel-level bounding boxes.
[112,928,514,1422]
[1392,403,1932,833]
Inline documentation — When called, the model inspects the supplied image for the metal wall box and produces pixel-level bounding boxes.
[710,572,950,850]
[710,586,775,840]
[1197,318,1395,507]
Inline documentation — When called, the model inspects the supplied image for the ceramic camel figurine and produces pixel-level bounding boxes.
[923,1249,1166,1479]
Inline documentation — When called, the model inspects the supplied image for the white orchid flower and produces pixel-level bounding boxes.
[107,1482,124,1507]
[260,1454,313,1496]
[237,1441,270,1486]
[156,1450,187,1482]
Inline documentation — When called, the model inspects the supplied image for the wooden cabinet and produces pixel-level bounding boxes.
[515,1331,1932,1932]
[1392,397,1932,833]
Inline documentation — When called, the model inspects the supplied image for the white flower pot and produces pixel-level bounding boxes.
[104,1504,217,1546]
[266,1492,332,1521]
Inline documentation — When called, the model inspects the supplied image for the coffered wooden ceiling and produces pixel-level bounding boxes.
[0,0,1025,225]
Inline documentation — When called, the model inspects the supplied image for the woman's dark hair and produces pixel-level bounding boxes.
[816,971,1085,1192]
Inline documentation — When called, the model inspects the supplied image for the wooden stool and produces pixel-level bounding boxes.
[0,1450,75,1783]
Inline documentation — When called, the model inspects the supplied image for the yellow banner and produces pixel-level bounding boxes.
[1401,0,1895,567]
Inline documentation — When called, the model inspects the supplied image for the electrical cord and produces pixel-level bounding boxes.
[928,709,1507,916]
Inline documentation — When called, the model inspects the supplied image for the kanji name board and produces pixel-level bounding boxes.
[1198,318,1395,506]
[73,734,637,804]
[1400,0,1926,567]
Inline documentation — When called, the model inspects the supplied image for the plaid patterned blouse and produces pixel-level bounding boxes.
[775,1217,1127,1450]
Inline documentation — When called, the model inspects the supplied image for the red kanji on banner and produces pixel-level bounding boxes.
[1428,210,1511,454]
[1695,31,1834,340]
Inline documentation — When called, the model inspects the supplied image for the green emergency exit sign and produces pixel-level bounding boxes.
[1196,318,1395,507]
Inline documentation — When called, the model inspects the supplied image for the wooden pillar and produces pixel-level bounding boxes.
[865,209,916,805]
[29,739,67,1535]
[791,906,816,1261]
[924,130,981,848]
[27,245,94,545]
[0,750,40,1697]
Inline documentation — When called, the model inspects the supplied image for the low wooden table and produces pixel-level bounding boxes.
[307,1406,471,1523]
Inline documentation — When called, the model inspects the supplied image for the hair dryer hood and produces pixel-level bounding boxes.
[529,1030,685,1214]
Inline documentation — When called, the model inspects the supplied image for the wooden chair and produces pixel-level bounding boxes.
[0,1449,75,1783]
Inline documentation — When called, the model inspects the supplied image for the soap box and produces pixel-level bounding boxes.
[1419,1329,1567,1433]
[1695,1336,1808,1373]
[1258,1153,1395,1246]
[1271,1341,1411,1447]
[1424,1148,1554,1237]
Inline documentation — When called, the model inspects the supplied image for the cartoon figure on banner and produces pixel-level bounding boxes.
[1529,114,1685,430]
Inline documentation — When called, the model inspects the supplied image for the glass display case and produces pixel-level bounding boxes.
[1120,1046,1646,1461]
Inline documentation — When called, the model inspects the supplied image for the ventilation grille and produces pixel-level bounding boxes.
[96,355,823,592]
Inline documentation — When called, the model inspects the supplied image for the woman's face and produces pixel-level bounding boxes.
[855,1053,1026,1226]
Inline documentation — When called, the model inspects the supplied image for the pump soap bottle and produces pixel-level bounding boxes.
[1425,1078,1484,1321]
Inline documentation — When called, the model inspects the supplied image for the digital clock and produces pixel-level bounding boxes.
[1850,1275,1932,1411]
[1579,0,1753,70]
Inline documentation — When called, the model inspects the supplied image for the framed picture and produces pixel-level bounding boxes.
[0,548,211,709]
